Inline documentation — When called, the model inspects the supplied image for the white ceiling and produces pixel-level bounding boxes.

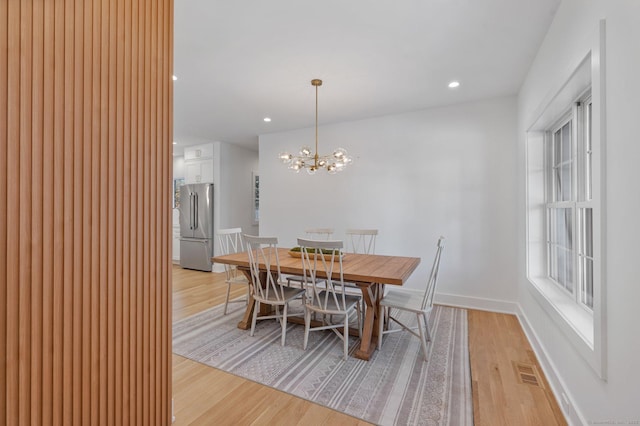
[173,0,560,152]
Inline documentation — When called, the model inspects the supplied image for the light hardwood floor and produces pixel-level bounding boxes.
[172,266,566,425]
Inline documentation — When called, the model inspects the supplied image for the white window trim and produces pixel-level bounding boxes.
[524,21,606,379]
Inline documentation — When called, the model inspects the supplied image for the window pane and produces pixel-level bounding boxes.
[560,164,572,200]
[556,247,565,287]
[561,121,572,163]
[586,102,592,200]
[555,208,572,250]
[553,129,562,167]
[582,258,594,308]
[565,247,573,293]
[550,245,558,282]
[583,208,593,257]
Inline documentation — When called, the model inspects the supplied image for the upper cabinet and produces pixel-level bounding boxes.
[183,143,214,184]
[184,143,213,161]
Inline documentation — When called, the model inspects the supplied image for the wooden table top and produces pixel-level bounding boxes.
[212,248,421,286]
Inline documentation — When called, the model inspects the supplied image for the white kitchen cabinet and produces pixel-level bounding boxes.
[185,160,213,184]
[184,143,213,161]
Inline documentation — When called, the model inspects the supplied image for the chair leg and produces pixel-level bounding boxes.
[223,283,232,315]
[416,313,429,362]
[343,313,349,360]
[423,312,432,342]
[378,305,384,350]
[356,303,362,338]
[250,300,259,337]
[281,303,288,346]
[303,308,311,350]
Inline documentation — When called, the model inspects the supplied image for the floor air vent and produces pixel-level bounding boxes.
[513,362,544,388]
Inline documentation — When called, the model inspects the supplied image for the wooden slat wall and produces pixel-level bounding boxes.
[0,0,173,424]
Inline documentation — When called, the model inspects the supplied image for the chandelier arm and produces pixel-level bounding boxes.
[315,82,319,168]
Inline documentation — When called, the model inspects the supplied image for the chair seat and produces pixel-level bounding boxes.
[380,288,430,314]
[307,290,360,313]
[255,285,305,305]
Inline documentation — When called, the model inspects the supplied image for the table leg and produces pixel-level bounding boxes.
[237,270,275,330]
[354,282,382,360]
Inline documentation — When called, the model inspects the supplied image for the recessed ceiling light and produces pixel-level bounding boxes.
[263,117,272,122]
[172,75,178,81]
[448,81,460,88]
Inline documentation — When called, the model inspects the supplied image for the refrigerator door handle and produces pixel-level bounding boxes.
[194,193,199,230]
[189,193,194,230]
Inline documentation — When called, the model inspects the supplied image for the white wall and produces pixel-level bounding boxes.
[259,96,518,305]
[219,142,259,236]
[517,0,640,423]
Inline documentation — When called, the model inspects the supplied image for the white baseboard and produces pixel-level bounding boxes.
[515,305,588,426]
[434,292,519,314]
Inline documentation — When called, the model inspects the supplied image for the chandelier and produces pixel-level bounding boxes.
[278,79,353,174]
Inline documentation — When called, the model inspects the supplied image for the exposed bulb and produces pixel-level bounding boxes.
[317,158,327,168]
[327,164,337,174]
[333,148,347,159]
[278,152,292,163]
[300,146,312,157]
[306,166,317,175]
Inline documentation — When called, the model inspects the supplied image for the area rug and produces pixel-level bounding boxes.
[173,303,473,426]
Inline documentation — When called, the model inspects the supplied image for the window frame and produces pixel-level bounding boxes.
[524,22,606,379]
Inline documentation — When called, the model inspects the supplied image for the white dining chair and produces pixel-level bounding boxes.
[298,238,362,360]
[216,227,249,315]
[345,228,378,255]
[377,236,444,362]
[244,235,306,346]
[287,228,334,287]
[343,229,379,313]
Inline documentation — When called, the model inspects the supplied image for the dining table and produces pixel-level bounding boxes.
[212,247,421,361]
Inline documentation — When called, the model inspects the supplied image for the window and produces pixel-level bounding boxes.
[545,94,593,310]
[525,37,605,378]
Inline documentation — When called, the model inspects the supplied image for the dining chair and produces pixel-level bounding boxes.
[216,227,249,315]
[298,238,362,360]
[244,235,306,346]
[287,228,335,287]
[344,229,379,313]
[345,228,378,255]
[377,236,444,362]
[304,228,334,240]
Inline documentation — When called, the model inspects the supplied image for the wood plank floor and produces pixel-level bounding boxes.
[172,265,566,425]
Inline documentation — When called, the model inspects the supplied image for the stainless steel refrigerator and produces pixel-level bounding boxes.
[179,183,214,271]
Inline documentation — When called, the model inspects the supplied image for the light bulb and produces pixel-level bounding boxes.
[327,164,337,174]
[278,152,292,163]
[333,148,347,159]
[300,146,312,157]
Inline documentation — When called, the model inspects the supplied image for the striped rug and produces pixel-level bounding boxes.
[173,303,473,426]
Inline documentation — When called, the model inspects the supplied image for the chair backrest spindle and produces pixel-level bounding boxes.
[345,229,378,254]
[244,235,286,302]
[304,228,334,240]
[217,227,245,280]
[421,236,445,311]
[297,238,346,312]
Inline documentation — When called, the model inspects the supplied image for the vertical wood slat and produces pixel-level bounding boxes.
[1,1,173,424]
[30,1,45,425]
[41,0,55,423]
[19,0,33,424]
[0,1,7,423]
[6,0,21,423]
